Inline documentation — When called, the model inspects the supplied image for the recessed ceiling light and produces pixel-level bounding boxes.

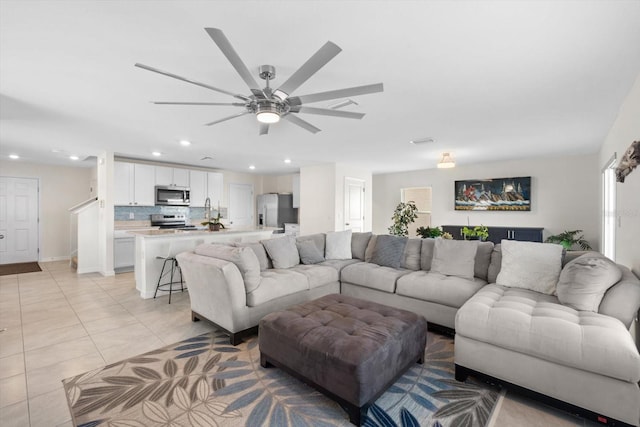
[9,154,19,160]
[249,165,256,170]
[179,140,191,146]
[152,151,162,156]
[284,158,291,164]
[69,155,79,161]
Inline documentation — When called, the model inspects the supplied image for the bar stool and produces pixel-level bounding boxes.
[153,243,184,304]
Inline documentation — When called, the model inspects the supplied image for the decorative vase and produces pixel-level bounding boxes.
[209,223,221,232]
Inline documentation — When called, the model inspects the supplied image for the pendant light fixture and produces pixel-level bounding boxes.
[437,152,455,168]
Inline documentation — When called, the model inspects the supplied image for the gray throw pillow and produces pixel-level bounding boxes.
[234,242,272,271]
[194,244,261,292]
[496,240,563,295]
[402,238,422,271]
[431,238,478,279]
[325,230,352,260]
[556,253,622,312]
[370,235,407,268]
[296,239,325,265]
[351,232,372,260]
[261,236,300,269]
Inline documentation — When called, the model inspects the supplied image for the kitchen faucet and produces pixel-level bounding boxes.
[204,197,211,222]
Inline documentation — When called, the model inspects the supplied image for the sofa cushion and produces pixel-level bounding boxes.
[351,232,372,260]
[401,238,422,271]
[364,235,377,262]
[474,241,494,281]
[496,240,563,295]
[326,230,353,260]
[234,242,272,271]
[455,284,640,383]
[341,262,411,293]
[420,238,436,271]
[247,269,309,306]
[318,259,361,273]
[261,236,300,269]
[556,253,622,312]
[396,271,486,308]
[297,233,326,254]
[296,239,325,265]
[431,238,478,279]
[487,244,502,283]
[290,264,339,289]
[370,235,407,268]
[194,243,261,293]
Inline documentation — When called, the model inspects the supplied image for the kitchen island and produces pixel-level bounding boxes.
[129,228,277,298]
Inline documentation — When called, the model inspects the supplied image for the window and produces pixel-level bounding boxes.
[602,154,617,260]
[401,187,432,233]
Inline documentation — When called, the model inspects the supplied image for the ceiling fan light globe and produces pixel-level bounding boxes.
[257,111,280,124]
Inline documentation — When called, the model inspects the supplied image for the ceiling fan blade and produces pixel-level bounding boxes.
[292,106,365,119]
[259,124,269,135]
[282,114,321,134]
[204,28,261,91]
[273,41,342,100]
[288,83,384,106]
[135,63,250,101]
[152,102,246,106]
[204,111,251,126]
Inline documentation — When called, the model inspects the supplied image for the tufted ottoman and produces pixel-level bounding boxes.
[259,293,428,425]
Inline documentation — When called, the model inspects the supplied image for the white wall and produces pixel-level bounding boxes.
[0,160,92,261]
[300,164,336,235]
[373,153,600,247]
[599,73,640,276]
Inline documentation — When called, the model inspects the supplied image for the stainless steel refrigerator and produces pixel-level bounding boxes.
[256,193,298,231]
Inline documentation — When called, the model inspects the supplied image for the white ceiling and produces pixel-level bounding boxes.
[1,1,640,174]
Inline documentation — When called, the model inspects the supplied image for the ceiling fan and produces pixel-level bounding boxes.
[135,28,383,135]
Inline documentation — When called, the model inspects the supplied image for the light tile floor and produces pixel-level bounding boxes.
[0,261,602,427]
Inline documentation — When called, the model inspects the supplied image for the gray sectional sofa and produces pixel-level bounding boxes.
[176,231,640,426]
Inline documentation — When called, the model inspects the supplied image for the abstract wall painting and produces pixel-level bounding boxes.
[455,176,531,211]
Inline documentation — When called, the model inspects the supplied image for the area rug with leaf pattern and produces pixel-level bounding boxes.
[63,330,499,427]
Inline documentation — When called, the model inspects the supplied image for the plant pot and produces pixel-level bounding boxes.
[209,223,221,232]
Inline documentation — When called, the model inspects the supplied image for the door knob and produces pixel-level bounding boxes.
[0,235,4,239]
[345,223,350,226]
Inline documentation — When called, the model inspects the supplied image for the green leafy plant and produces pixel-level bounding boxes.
[545,230,592,250]
[462,225,489,241]
[201,211,225,230]
[388,201,418,237]
[417,226,442,238]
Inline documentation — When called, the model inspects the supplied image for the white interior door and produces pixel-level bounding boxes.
[228,183,254,228]
[344,177,365,232]
[0,177,39,264]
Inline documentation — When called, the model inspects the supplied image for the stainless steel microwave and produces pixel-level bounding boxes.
[155,186,190,206]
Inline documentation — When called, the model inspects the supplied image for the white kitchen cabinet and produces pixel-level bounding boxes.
[207,172,224,206]
[114,162,133,205]
[114,162,155,206]
[133,164,155,206]
[156,166,189,187]
[189,170,208,207]
[190,171,224,207]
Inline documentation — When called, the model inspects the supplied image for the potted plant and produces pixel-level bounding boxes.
[388,201,418,237]
[462,225,489,241]
[545,230,592,250]
[201,207,225,231]
[416,226,442,238]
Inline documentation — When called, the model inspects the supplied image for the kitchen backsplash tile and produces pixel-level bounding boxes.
[114,206,227,223]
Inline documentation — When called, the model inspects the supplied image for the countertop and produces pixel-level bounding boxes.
[127,227,281,238]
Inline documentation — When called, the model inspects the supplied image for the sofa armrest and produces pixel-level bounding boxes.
[176,252,247,332]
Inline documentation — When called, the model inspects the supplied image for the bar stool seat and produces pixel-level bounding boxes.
[154,244,184,304]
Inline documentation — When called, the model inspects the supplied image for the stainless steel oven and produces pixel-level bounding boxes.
[155,186,190,206]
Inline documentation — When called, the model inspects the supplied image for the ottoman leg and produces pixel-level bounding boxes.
[260,353,272,368]
[343,402,367,426]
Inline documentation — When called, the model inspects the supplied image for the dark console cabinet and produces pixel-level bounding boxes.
[442,225,544,245]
